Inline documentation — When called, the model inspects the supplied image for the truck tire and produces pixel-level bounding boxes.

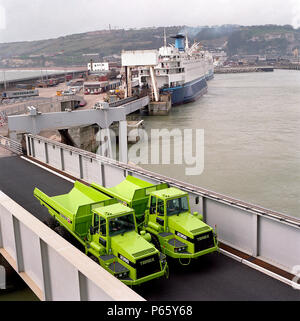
[43,217,59,230]
[151,234,161,252]
[54,226,70,241]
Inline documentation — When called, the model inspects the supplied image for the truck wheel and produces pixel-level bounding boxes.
[151,235,161,252]
[54,226,70,241]
[43,217,59,230]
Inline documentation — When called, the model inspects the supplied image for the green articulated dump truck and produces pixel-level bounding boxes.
[34,181,168,286]
[91,176,219,264]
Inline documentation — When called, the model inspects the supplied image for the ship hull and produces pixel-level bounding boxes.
[162,76,208,106]
[205,69,215,81]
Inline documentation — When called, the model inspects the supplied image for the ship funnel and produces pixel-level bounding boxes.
[171,34,185,51]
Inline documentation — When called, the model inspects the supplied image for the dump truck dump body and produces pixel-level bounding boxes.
[34,181,168,286]
[34,181,114,239]
[91,176,168,226]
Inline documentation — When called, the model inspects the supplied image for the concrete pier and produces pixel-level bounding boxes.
[0,69,87,90]
[148,94,172,116]
[112,120,145,144]
[215,66,274,74]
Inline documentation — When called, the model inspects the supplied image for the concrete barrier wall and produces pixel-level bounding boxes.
[0,135,22,155]
[1,99,62,117]
[205,198,254,254]
[26,134,300,273]
[259,216,300,270]
[0,191,144,301]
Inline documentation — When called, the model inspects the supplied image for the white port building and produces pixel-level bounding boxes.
[88,62,110,72]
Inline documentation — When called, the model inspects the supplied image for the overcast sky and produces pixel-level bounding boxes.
[0,0,300,43]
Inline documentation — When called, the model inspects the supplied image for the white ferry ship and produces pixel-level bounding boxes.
[138,34,214,105]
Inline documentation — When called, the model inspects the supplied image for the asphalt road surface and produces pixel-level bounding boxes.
[0,153,299,301]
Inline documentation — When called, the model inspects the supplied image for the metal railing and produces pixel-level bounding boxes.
[25,134,300,226]
[109,96,138,108]
[0,135,22,155]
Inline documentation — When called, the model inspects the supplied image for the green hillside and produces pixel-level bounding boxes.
[0,24,299,68]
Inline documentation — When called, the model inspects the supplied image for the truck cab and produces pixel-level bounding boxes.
[145,187,219,259]
[88,203,168,285]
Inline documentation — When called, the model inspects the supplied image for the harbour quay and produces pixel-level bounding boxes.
[215,66,274,74]
[0,69,87,90]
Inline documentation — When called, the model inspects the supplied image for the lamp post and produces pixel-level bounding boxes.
[3,69,7,90]
[72,56,75,79]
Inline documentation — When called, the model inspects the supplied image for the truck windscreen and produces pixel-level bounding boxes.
[109,214,135,236]
[167,197,189,216]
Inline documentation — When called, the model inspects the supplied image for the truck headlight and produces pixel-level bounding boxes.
[117,272,128,279]
[175,247,187,253]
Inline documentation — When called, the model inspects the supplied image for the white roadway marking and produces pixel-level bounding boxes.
[220,249,300,290]
[20,156,75,184]
[20,156,300,291]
